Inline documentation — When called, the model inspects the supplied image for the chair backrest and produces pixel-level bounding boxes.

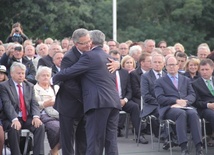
[140,96,144,111]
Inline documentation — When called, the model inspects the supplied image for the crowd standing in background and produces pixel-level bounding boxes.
[0,22,214,155]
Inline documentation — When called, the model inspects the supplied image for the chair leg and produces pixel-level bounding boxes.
[203,119,208,154]
[125,114,129,138]
[158,122,163,151]
[22,130,30,155]
[149,116,154,150]
[166,120,173,155]
[137,120,142,146]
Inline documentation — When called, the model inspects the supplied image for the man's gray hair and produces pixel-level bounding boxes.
[129,45,142,56]
[72,28,89,44]
[10,62,26,73]
[90,30,105,47]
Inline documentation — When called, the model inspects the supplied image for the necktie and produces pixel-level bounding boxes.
[157,73,161,79]
[17,84,27,121]
[206,80,214,96]
[172,76,178,89]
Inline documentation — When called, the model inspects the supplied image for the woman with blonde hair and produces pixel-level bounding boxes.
[183,57,201,81]
[121,55,136,73]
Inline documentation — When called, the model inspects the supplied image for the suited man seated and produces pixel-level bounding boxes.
[192,58,214,146]
[130,52,152,106]
[141,54,165,136]
[154,56,204,155]
[110,50,148,144]
[0,44,36,84]
[0,62,45,155]
[37,43,62,68]
[51,52,64,77]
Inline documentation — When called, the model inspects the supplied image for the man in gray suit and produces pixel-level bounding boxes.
[154,56,203,155]
[141,54,166,138]
[0,62,45,155]
[53,30,121,155]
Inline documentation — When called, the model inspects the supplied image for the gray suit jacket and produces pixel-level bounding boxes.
[0,79,40,121]
[154,74,196,119]
[141,70,166,117]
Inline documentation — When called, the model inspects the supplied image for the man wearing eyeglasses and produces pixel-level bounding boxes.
[154,56,203,155]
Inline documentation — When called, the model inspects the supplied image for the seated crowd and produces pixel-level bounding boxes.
[0,23,213,155]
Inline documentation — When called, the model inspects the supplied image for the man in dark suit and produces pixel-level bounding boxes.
[130,52,151,106]
[37,43,62,68]
[110,50,148,144]
[154,56,203,155]
[192,59,214,140]
[0,62,45,155]
[54,28,91,155]
[53,30,121,155]
[0,44,36,84]
[141,54,166,138]
[51,52,64,77]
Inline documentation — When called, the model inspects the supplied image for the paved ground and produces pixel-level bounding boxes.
[42,132,214,155]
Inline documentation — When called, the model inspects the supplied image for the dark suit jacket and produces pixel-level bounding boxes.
[118,69,132,100]
[0,54,36,84]
[192,77,214,109]
[183,71,201,82]
[0,79,40,121]
[54,46,84,117]
[154,74,196,119]
[53,46,121,113]
[130,66,143,105]
[51,65,59,77]
[141,70,166,117]
[37,55,54,68]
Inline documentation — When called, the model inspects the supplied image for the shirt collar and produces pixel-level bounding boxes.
[167,73,178,79]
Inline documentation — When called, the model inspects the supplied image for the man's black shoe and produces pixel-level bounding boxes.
[137,135,148,144]
[181,149,189,155]
[196,150,204,155]
[117,129,124,137]
[162,140,178,150]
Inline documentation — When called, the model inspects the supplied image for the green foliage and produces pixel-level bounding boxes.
[0,0,214,54]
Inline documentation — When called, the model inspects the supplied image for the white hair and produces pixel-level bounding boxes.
[129,45,142,56]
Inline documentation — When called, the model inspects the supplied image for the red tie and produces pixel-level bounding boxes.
[17,84,27,121]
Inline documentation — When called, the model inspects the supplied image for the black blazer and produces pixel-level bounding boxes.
[118,69,132,100]
[37,55,54,68]
[192,77,214,109]
[53,46,121,113]
[51,65,59,77]
[54,46,84,117]
[130,66,143,105]
[154,74,196,119]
